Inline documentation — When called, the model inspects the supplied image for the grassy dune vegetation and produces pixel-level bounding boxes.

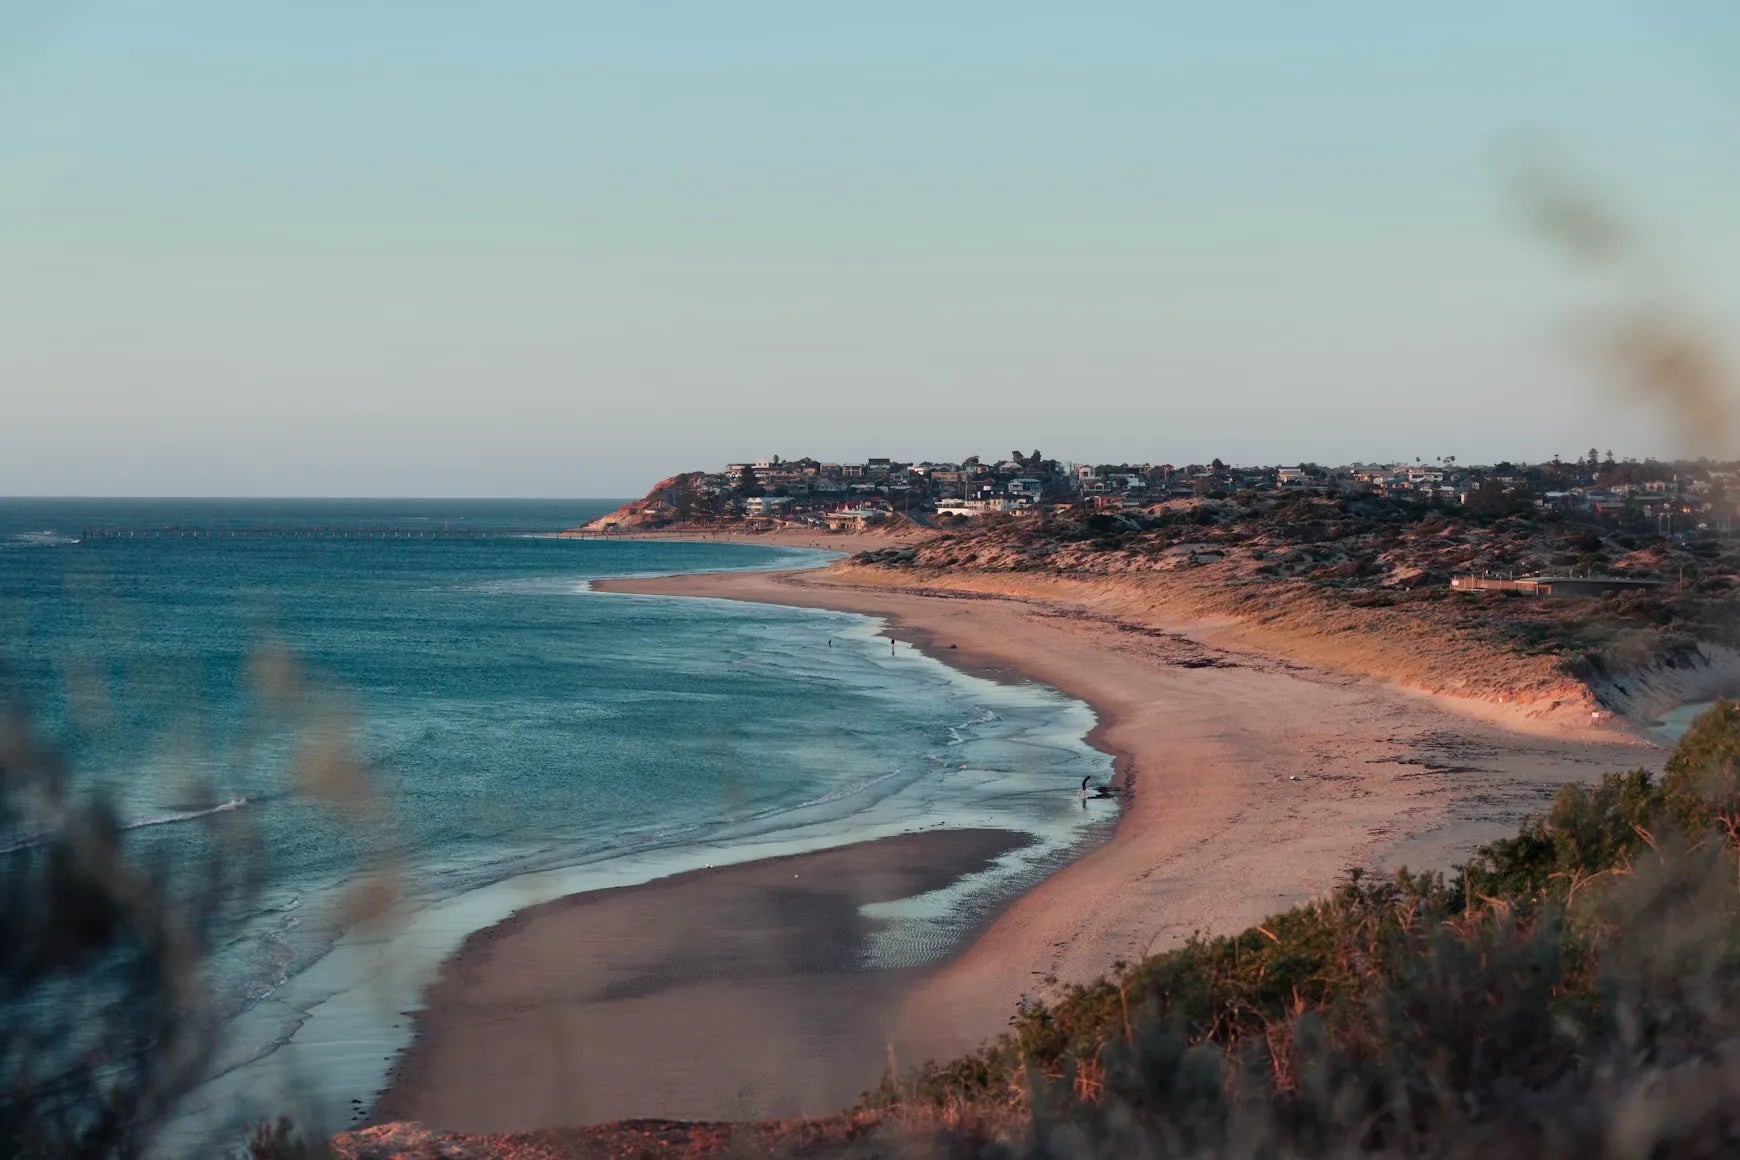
[853,495,1740,720]
[856,701,1740,1158]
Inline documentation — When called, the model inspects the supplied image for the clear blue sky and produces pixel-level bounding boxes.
[2,3,1735,495]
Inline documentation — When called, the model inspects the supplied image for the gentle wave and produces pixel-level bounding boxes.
[5,530,78,547]
[0,797,249,854]
[124,796,249,832]
[767,768,906,814]
[459,576,595,596]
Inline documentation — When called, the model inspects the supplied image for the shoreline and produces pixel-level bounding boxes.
[593,564,1659,1067]
[372,552,1667,1136]
[370,828,1035,1131]
[556,525,930,552]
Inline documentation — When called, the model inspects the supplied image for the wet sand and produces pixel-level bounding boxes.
[371,829,1029,1132]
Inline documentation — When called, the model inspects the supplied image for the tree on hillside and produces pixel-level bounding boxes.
[669,475,700,519]
[1464,479,1533,518]
[735,465,762,498]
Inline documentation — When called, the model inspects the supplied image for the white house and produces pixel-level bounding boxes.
[935,497,1015,517]
[825,507,889,530]
[743,496,793,518]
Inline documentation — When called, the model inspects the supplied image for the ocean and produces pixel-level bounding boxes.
[0,499,1113,1151]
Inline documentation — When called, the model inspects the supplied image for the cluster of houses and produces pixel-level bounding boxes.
[655,454,1739,534]
[1354,462,1738,532]
[683,455,1221,528]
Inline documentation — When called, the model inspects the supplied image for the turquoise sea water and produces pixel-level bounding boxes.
[0,499,1114,1150]
[1651,701,1716,743]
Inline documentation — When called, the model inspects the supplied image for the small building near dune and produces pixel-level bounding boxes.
[824,507,889,531]
[935,497,1015,517]
[1450,574,1668,597]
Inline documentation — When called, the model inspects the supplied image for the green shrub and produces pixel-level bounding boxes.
[874,701,1740,1158]
[1661,699,1740,836]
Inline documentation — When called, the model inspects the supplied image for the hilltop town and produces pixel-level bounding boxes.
[583,450,1739,536]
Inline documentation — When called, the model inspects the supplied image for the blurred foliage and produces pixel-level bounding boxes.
[0,653,370,1159]
[0,689,232,1158]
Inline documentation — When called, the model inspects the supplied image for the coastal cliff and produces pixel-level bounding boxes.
[578,474,711,532]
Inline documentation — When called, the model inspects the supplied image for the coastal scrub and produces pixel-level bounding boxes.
[866,702,1740,1158]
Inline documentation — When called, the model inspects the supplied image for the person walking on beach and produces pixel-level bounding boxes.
[890,638,896,656]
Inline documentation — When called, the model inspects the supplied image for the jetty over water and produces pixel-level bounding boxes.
[78,526,542,543]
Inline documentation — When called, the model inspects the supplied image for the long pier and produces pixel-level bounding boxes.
[78,526,542,543]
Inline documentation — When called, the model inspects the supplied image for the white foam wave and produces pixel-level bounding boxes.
[123,796,248,832]
[0,797,249,855]
[774,768,905,814]
[460,576,594,596]
[6,530,78,547]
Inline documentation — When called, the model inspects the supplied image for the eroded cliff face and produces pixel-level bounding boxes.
[580,475,708,532]
[1588,642,1740,725]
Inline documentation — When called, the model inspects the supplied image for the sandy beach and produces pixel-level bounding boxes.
[380,559,1661,1131]
[373,829,1030,1131]
[592,566,1657,1063]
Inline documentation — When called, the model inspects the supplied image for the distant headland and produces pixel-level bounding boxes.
[578,449,1740,732]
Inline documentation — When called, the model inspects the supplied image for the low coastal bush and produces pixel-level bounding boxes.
[868,700,1740,1158]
